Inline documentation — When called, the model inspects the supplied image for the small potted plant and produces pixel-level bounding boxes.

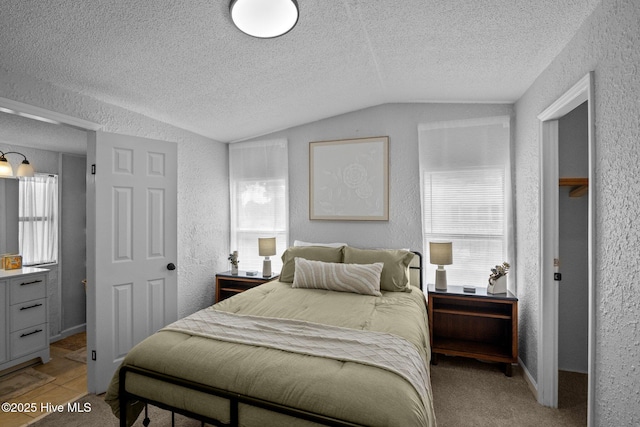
[228,251,239,275]
[488,262,510,294]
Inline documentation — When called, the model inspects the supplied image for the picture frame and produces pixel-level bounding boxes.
[309,136,389,221]
[2,254,22,270]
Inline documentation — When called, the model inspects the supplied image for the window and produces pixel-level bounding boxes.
[18,174,58,266]
[229,139,288,273]
[418,117,513,287]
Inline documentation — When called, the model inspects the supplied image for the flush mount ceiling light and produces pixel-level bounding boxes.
[229,0,299,39]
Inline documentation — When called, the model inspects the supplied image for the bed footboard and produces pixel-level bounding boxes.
[118,365,363,427]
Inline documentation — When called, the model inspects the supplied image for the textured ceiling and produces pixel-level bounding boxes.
[0,0,602,145]
[0,111,87,154]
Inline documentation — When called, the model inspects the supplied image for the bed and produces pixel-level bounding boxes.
[105,246,436,427]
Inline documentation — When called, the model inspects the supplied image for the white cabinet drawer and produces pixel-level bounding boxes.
[0,268,50,371]
[11,298,46,332]
[9,274,46,304]
[10,324,47,359]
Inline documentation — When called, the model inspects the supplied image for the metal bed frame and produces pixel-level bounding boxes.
[118,251,423,427]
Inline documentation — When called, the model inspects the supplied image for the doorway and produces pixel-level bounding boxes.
[538,73,595,426]
[0,97,179,395]
[0,96,100,400]
[557,101,589,418]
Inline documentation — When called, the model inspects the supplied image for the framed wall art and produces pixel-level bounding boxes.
[309,136,389,221]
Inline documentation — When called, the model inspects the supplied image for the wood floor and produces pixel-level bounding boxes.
[0,333,87,427]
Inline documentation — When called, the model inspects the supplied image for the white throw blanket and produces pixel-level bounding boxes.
[162,309,431,409]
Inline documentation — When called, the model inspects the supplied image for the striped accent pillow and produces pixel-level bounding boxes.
[292,257,383,296]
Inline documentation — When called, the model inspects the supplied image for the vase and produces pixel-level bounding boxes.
[231,265,238,275]
[487,275,507,294]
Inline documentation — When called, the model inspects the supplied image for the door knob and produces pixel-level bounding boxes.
[167,263,176,271]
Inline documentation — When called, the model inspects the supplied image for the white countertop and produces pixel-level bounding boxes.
[0,266,50,279]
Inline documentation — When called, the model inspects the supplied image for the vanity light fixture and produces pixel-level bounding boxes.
[229,0,299,39]
[0,150,35,178]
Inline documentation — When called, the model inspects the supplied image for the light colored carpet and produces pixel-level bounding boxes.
[0,368,56,401]
[430,355,587,426]
[64,347,87,364]
[28,356,587,427]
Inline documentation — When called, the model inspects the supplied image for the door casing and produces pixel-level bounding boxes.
[537,72,595,426]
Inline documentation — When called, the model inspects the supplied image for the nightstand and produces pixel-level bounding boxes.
[215,271,279,303]
[428,284,518,376]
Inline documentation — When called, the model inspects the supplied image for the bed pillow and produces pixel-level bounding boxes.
[280,245,345,283]
[343,246,415,292]
[292,258,383,296]
[293,240,347,248]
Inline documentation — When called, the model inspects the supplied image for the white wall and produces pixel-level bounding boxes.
[243,102,513,256]
[0,68,229,317]
[60,153,87,335]
[515,0,640,423]
[0,178,18,254]
[558,102,589,373]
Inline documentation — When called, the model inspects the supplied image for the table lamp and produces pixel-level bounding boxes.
[258,237,277,277]
[430,242,452,291]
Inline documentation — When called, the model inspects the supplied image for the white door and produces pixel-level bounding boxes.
[86,131,177,393]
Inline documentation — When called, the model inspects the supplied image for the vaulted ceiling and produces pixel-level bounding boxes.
[1,0,602,146]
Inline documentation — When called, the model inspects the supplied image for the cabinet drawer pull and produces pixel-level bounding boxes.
[20,329,43,338]
[20,279,43,286]
[20,303,43,311]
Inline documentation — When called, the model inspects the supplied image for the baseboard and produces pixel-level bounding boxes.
[519,356,538,401]
[50,323,86,343]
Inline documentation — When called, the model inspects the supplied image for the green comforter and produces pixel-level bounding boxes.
[105,280,436,426]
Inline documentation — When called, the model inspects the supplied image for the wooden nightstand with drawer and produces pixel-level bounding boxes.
[428,284,518,376]
[215,271,279,303]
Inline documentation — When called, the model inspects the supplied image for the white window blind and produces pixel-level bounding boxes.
[229,139,289,273]
[418,117,513,288]
[18,174,58,266]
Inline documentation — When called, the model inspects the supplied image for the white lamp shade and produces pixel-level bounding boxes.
[16,161,35,177]
[429,242,452,266]
[0,159,13,177]
[258,237,277,256]
[230,0,299,38]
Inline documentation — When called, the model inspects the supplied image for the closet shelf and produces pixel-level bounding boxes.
[559,177,588,198]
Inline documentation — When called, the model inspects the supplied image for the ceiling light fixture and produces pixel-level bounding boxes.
[229,0,299,39]
[0,150,35,178]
